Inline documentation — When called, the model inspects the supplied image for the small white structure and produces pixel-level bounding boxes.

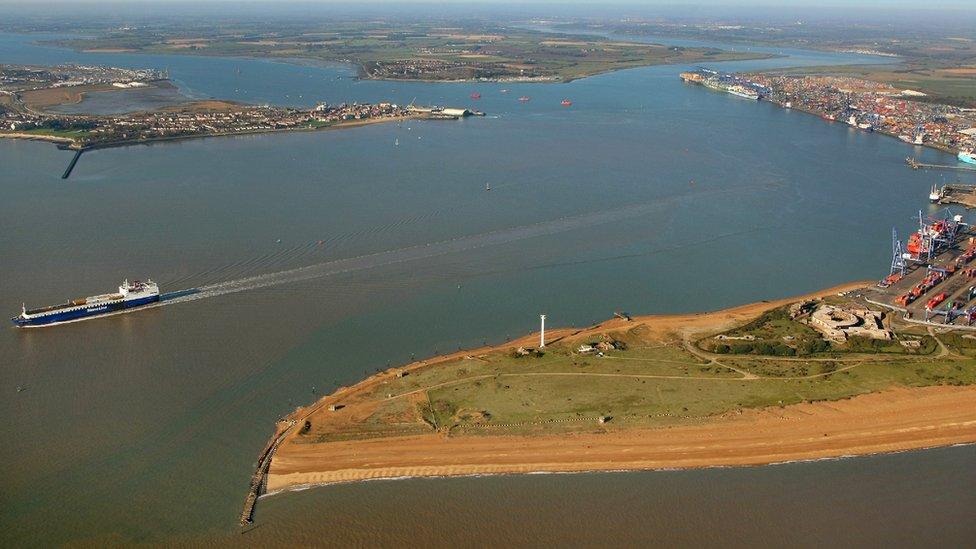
[540,314,546,348]
[441,107,470,117]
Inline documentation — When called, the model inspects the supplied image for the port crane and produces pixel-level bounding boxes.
[906,209,962,264]
[889,227,908,276]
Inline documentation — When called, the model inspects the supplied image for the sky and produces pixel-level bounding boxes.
[0,0,973,6]
[0,0,973,25]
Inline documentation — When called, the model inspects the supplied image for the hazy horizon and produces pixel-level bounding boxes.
[1,0,974,29]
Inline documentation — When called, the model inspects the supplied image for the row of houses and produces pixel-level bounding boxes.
[1,100,411,144]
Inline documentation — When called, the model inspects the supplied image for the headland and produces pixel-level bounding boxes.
[244,280,976,523]
[0,63,464,156]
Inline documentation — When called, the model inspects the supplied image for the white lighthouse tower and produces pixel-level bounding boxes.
[539,314,546,348]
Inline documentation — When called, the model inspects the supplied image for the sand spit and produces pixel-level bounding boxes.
[267,385,976,492]
[255,280,976,495]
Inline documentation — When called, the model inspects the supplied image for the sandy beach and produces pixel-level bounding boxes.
[259,280,976,494]
[267,385,976,492]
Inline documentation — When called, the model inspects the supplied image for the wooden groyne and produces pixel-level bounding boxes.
[61,149,84,179]
[240,420,295,527]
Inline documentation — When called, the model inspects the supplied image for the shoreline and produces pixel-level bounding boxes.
[265,440,976,496]
[681,78,966,159]
[770,100,962,158]
[251,281,976,500]
[264,388,976,496]
[0,113,422,152]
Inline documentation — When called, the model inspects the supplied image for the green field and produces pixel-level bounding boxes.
[297,301,976,443]
[2,127,90,139]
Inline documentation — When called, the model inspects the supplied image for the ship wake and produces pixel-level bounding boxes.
[161,200,672,305]
[160,180,782,306]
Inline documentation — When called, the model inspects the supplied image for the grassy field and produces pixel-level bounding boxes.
[293,297,976,443]
[4,127,91,139]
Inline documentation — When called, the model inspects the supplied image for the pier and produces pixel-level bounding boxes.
[906,157,976,173]
[241,420,295,527]
[61,149,84,179]
[935,183,976,209]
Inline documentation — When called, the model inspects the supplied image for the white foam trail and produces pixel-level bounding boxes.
[162,200,668,305]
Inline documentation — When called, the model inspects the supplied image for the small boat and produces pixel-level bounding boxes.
[500,89,509,94]
[485,182,491,191]
[471,92,481,100]
[394,137,399,146]
[561,99,572,107]
[518,96,530,102]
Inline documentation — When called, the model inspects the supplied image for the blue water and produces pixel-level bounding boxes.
[1,31,974,546]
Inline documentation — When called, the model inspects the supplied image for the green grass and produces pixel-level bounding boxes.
[346,323,976,437]
[422,352,976,435]
[10,128,89,139]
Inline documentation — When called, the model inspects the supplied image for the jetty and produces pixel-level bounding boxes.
[61,149,84,179]
[906,157,976,173]
[935,183,976,209]
[240,420,295,527]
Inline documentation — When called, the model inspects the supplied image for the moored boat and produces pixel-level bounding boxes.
[960,151,976,165]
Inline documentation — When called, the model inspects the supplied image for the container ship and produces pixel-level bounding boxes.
[12,279,159,327]
[681,68,761,100]
[726,84,760,100]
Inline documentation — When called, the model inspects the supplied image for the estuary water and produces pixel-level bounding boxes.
[1,32,975,546]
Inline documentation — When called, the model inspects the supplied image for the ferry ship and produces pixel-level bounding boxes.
[960,151,976,165]
[12,279,159,327]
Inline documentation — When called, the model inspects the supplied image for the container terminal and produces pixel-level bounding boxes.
[863,210,976,327]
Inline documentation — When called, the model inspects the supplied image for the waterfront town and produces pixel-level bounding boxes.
[2,100,416,148]
[0,64,432,149]
[362,57,559,82]
[744,73,976,155]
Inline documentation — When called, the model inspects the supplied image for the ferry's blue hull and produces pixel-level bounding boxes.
[11,295,159,327]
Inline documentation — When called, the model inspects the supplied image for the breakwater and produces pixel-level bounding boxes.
[241,420,295,526]
[61,149,83,179]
